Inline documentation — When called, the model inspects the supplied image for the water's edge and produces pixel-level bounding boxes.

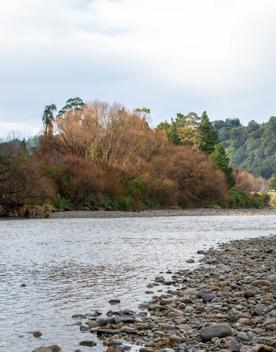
[50,208,276,219]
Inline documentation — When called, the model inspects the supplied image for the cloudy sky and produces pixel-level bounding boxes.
[1,0,276,137]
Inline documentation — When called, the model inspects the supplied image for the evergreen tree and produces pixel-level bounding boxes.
[42,104,57,135]
[199,111,219,154]
[58,97,85,116]
[210,143,236,187]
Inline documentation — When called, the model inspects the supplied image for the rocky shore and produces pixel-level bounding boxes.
[34,235,276,352]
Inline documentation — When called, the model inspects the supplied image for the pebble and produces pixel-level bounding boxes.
[71,235,276,352]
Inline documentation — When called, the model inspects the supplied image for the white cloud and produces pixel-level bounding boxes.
[1,0,276,136]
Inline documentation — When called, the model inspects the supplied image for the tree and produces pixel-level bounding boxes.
[268,175,276,190]
[210,143,236,187]
[199,111,219,154]
[157,112,200,149]
[42,104,57,135]
[58,97,85,116]
[175,112,200,149]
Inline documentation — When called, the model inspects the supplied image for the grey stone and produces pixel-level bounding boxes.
[237,331,250,341]
[200,324,233,341]
[79,340,97,347]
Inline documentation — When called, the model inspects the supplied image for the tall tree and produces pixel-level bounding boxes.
[210,143,236,187]
[58,97,85,117]
[199,111,219,154]
[42,104,57,135]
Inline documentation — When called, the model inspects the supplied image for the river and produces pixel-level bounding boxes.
[0,215,276,351]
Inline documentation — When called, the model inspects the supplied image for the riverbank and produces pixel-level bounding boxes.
[66,235,276,352]
[50,208,276,219]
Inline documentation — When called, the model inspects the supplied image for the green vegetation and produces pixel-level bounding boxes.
[213,117,276,179]
[268,175,276,190]
[228,189,268,209]
[0,99,275,217]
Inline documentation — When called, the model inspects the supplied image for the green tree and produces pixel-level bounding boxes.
[42,104,57,135]
[58,97,85,116]
[268,175,276,190]
[199,111,219,154]
[157,112,200,148]
[210,143,236,187]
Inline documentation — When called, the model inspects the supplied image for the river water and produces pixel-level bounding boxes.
[0,215,276,352]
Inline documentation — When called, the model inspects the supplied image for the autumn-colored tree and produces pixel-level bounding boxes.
[0,155,55,215]
[151,146,229,207]
[234,169,267,192]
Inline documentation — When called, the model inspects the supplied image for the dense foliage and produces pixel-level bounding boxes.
[0,99,274,217]
[213,117,276,179]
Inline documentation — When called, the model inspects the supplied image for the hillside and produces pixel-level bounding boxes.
[213,117,276,179]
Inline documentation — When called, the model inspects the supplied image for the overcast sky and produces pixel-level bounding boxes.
[1,0,276,137]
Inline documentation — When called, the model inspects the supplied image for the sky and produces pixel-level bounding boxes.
[1,0,276,137]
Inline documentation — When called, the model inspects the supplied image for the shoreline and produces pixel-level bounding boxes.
[50,208,276,219]
[33,234,276,352]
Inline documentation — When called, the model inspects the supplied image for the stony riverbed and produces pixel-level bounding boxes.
[33,234,276,352]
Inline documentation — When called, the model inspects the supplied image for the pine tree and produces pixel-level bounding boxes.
[199,111,219,154]
[210,143,236,187]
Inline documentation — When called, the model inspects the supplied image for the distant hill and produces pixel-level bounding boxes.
[213,117,276,179]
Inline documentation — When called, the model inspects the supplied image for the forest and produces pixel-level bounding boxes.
[213,117,276,179]
[0,98,274,217]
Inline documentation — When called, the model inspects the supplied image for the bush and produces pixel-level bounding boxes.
[228,189,267,208]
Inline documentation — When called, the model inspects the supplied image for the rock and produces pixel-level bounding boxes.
[72,314,86,319]
[96,329,120,336]
[155,275,165,282]
[252,280,271,287]
[96,317,108,326]
[196,289,211,299]
[80,324,89,332]
[79,340,97,347]
[237,318,252,326]
[240,345,275,352]
[230,344,241,352]
[202,292,216,303]
[237,331,250,341]
[200,324,233,341]
[244,289,257,299]
[120,326,137,334]
[243,276,253,284]
[267,273,276,281]
[106,347,117,352]
[176,324,192,330]
[33,346,61,352]
[197,250,205,255]
[263,318,276,326]
[265,323,276,330]
[32,331,42,338]
[119,315,135,323]
[85,320,98,329]
[109,299,121,305]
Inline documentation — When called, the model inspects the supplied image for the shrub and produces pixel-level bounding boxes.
[229,189,267,208]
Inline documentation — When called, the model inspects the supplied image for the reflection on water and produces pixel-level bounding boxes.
[0,215,276,351]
